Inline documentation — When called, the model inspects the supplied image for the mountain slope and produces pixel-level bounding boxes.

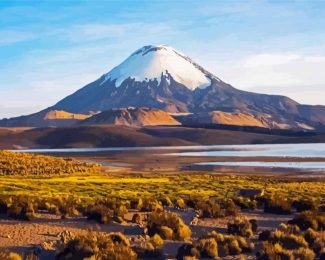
[80,107,181,127]
[0,44,324,129]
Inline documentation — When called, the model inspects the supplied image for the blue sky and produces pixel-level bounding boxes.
[1,0,325,118]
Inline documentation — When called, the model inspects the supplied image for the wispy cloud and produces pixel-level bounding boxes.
[0,30,36,45]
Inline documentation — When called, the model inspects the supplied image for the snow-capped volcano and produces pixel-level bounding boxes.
[101,44,215,90]
[1,44,325,130]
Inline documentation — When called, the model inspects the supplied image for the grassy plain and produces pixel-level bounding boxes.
[0,169,324,203]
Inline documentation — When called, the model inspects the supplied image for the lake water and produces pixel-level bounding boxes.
[16,143,325,173]
[166,143,325,158]
[16,143,325,157]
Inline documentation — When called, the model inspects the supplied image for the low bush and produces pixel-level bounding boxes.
[227,217,256,238]
[259,230,271,241]
[56,230,136,260]
[85,204,112,224]
[131,213,143,224]
[196,199,240,218]
[0,251,22,260]
[292,199,317,212]
[147,211,191,241]
[257,241,315,260]
[196,200,221,218]
[194,237,218,258]
[264,197,291,215]
[233,196,257,210]
[176,244,200,260]
[273,230,308,250]
[208,231,254,257]
[8,201,35,221]
[138,198,163,212]
[288,211,325,231]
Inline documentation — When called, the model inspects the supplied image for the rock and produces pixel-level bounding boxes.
[41,241,56,251]
[57,230,75,244]
[190,217,199,226]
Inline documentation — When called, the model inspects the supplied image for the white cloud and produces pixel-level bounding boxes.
[0,30,36,46]
[213,52,325,105]
[244,53,300,67]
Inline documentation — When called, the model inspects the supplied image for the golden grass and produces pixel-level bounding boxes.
[0,172,324,202]
[0,150,100,176]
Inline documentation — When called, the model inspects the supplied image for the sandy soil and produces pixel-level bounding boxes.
[0,208,296,259]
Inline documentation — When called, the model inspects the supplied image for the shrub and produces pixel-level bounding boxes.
[273,230,308,250]
[257,242,293,260]
[195,238,218,258]
[8,201,35,221]
[56,230,136,260]
[0,150,100,176]
[293,247,315,260]
[259,230,271,241]
[264,197,291,215]
[304,228,318,246]
[0,197,9,214]
[233,196,257,210]
[138,198,163,212]
[176,198,186,209]
[131,213,143,224]
[85,204,111,224]
[196,200,221,218]
[176,244,200,260]
[160,226,174,240]
[223,200,240,216]
[208,231,254,257]
[147,211,191,241]
[150,234,164,248]
[288,211,324,231]
[227,218,256,238]
[161,197,173,207]
[292,199,317,212]
[0,251,22,260]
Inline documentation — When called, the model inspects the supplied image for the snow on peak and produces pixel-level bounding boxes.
[101,44,215,90]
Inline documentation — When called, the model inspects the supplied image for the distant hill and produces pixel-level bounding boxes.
[0,125,324,150]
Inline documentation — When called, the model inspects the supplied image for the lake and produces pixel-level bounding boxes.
[16,143,325,174]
